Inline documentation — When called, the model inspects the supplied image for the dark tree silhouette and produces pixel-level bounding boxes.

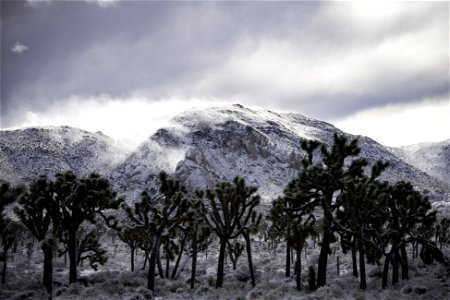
[123,171,192,291]
[381,181,438,288]
[278,134,388,289]
[334,163,389,290]
[59,225,108,271]
[118,226,143,272]
[1,220,25,285]
[53,171,123,283]
[187,195,211,289]
[1,181,22,235]
[0,180,24,285]
[15,176,60,295]
[199,177,261,288]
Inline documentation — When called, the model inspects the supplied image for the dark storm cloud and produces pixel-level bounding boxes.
[1,1,448,128]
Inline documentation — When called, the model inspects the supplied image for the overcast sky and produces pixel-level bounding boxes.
[1,0,449,147]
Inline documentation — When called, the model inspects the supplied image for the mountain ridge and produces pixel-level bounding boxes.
[1,104,449,210]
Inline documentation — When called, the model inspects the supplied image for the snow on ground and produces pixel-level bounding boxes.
[2,236,449,300]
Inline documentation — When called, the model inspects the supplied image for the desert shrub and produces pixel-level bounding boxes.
[118,271,144,287]
[137,287,153,300]
[329,283,344,298]
[354,293,365,300]
[208,275,216,287]
[165,279,185,292]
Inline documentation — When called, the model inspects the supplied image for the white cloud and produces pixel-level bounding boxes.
[333,98,450,147]
[9,94,449,150]
[25,0,52,8]
[15,96,228,151]
[191,10,446,108]
[26,0,119,8]
[85,0,120,8]
[10,42,29,54]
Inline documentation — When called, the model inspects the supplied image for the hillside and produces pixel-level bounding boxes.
[1,104,449,206]
[0,126,125,183]
[391,140,450,185]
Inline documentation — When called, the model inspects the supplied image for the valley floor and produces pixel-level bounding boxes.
[1,238,449,300]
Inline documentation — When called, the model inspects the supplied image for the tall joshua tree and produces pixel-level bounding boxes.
[53,171,122,283]
[0,180,24,285]
[1,181,22,235]
[118,226,143,272]
[381,181,438,288]
[269,164,317,291]
[15,176,60,296]
[334,162,389,290]
[199,177,261,288]
[187,195,211,289]
[122,171,192,291]
[1,220,25,285]
[281,134,384,288]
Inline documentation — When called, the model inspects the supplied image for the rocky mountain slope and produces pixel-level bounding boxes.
[390,140,450,185]
[0,126,125,183]
[1,104,449,208]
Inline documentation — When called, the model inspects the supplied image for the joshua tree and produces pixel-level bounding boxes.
[198,177,261,288]
[0,180,24,285]
[268,197,293,277]
[381,181,438,288]
[59,224,108,271]
[280,134,387,289]
[122,171,192,291]
[334,164,389,290]
[118,226,143,272]
[187,196,211,289]
[1,181,21,235]
[227,241,244,270]
[1,220,25,285]
[15,176,60,295]
[53,171,123,283]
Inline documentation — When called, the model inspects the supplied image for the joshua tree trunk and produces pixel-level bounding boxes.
[216,237,227,288]
[244,232,256,287]
[68,229,77,284]
[142,250,149,270]
[165,253,170,278]
[382,250,392,289]
[358,232,366,290]
[130,247,135,272]
[392,250,399,285]
[400,244,409,280]
[171,237,186,279]
[336,255,340,276]
[190,231,198,289]
[296,247,302,291]
[317,229,332,287]
[286,238,291,277]
[147,235,161,290]
[352,239,358,277]
[42,242,54,296]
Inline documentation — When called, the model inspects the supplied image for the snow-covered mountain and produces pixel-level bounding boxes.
[390,140,450,186]
[1,104,449,207]
[0,126,125,183]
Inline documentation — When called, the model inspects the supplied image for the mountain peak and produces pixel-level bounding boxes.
[1,106,449,208]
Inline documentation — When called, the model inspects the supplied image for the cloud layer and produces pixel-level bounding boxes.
[1,1,448,146]
[335,97,449,146]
